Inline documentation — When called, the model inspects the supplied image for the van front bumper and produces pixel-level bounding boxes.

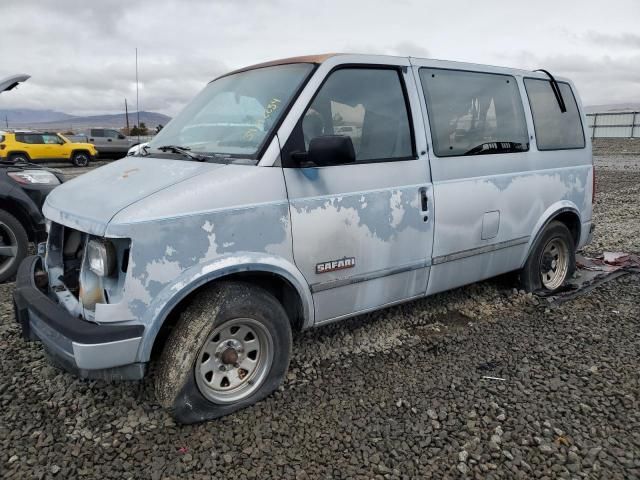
[12,255,146,380]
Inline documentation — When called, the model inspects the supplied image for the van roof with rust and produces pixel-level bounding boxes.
[217,54,339,79]
[215,53,569,84]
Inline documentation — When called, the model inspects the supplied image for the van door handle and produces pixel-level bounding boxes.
[419,187,428,211]
[419,187,429,221]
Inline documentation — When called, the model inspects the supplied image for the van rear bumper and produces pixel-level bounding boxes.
[12,255,146,381]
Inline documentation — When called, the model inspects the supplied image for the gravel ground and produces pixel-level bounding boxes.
[1,155,639,479]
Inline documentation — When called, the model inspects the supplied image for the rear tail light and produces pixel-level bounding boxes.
[592,168,596,204]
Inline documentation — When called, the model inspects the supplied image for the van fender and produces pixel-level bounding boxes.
[520,200,581,268]
[136,252,314,362]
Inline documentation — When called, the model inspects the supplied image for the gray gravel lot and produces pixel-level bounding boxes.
[1,154,639,479]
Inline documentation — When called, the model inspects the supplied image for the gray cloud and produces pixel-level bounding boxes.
[1,0,638,115]
[584,31,640,48]
[500,50,640,105]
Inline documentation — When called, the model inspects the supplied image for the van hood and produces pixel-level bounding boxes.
[43,156,224,236]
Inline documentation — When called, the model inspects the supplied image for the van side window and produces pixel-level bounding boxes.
[292,68,414,163]
[524,79,585,150]
[419,68,529,157]
[90,129,104,137]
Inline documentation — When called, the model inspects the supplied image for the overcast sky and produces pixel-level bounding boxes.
[1,0,639,116]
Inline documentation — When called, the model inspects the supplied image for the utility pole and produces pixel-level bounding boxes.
[4,115,8,129]
[125,98,130,134]
[135,48,140,144]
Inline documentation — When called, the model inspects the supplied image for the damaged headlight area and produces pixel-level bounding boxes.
[79,236,131,314]
[45,223,131,317]
[86,239,117,277]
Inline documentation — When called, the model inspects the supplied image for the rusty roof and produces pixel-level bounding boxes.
[216,53,339,79]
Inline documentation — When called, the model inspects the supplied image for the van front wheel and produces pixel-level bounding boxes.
[520,221,575,293]
[154,281,292,424]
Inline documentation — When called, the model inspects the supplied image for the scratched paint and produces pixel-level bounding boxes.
[42,157,310,354]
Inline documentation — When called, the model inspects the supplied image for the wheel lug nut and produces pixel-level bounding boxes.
[219,365,226,371]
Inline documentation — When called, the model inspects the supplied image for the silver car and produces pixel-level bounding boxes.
[13,54,594,423]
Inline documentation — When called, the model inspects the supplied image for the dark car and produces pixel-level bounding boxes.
[0,157,63,282]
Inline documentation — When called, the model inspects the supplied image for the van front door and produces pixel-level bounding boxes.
[281,64,434,324]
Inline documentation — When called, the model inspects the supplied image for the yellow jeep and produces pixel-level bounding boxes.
[0,131,98,166]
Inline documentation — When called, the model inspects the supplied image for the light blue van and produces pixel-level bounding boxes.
[14,54,594,423]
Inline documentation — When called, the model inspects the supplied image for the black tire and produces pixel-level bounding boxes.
[155,281,292,424]
[520,221,575,293]
[71,151,90,167]
[8,153,29,164]
[0,210,28,283]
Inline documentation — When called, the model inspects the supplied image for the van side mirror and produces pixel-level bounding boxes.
[118,134,126,139]
[293,135,356,167]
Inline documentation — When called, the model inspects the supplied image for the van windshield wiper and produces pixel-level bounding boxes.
[156,145,210,162]
[534,69,567,113]
[464,142,527,156]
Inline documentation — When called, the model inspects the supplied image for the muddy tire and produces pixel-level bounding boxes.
[155,281,292,424]
[520,221,575,293]
[0,210,28,283]
[71,151,90,167]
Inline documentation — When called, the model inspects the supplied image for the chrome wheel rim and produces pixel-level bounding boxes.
[0,221,19,277]
[195,318,273,404]
[540,238,569,290]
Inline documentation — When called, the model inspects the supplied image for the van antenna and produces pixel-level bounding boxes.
[135,48,141,145]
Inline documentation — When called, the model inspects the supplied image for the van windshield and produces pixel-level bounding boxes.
[148,63,314,162]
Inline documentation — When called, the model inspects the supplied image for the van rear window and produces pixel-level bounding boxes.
[524,79,585,150]
[419,68,529,157]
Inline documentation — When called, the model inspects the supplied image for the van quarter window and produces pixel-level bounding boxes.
[299,68,414,163]
[419,68,529,157]
[524,79,585,150]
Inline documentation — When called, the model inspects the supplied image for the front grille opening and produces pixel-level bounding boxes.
[61,227,84,295]
[121,248,130,273]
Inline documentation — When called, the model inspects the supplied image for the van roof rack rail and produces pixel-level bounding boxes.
[534,69,567,113]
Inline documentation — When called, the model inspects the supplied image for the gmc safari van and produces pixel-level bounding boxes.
[13,54,593,423]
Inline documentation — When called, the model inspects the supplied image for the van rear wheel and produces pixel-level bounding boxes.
[154,281,292,424]
[520,221,575,293]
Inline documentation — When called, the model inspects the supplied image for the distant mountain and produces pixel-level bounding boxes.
[0,109,171,131]
[0,108,74,124]
[584,103,640,114]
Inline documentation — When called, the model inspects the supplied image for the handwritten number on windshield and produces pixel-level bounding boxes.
[264,98,281,122]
